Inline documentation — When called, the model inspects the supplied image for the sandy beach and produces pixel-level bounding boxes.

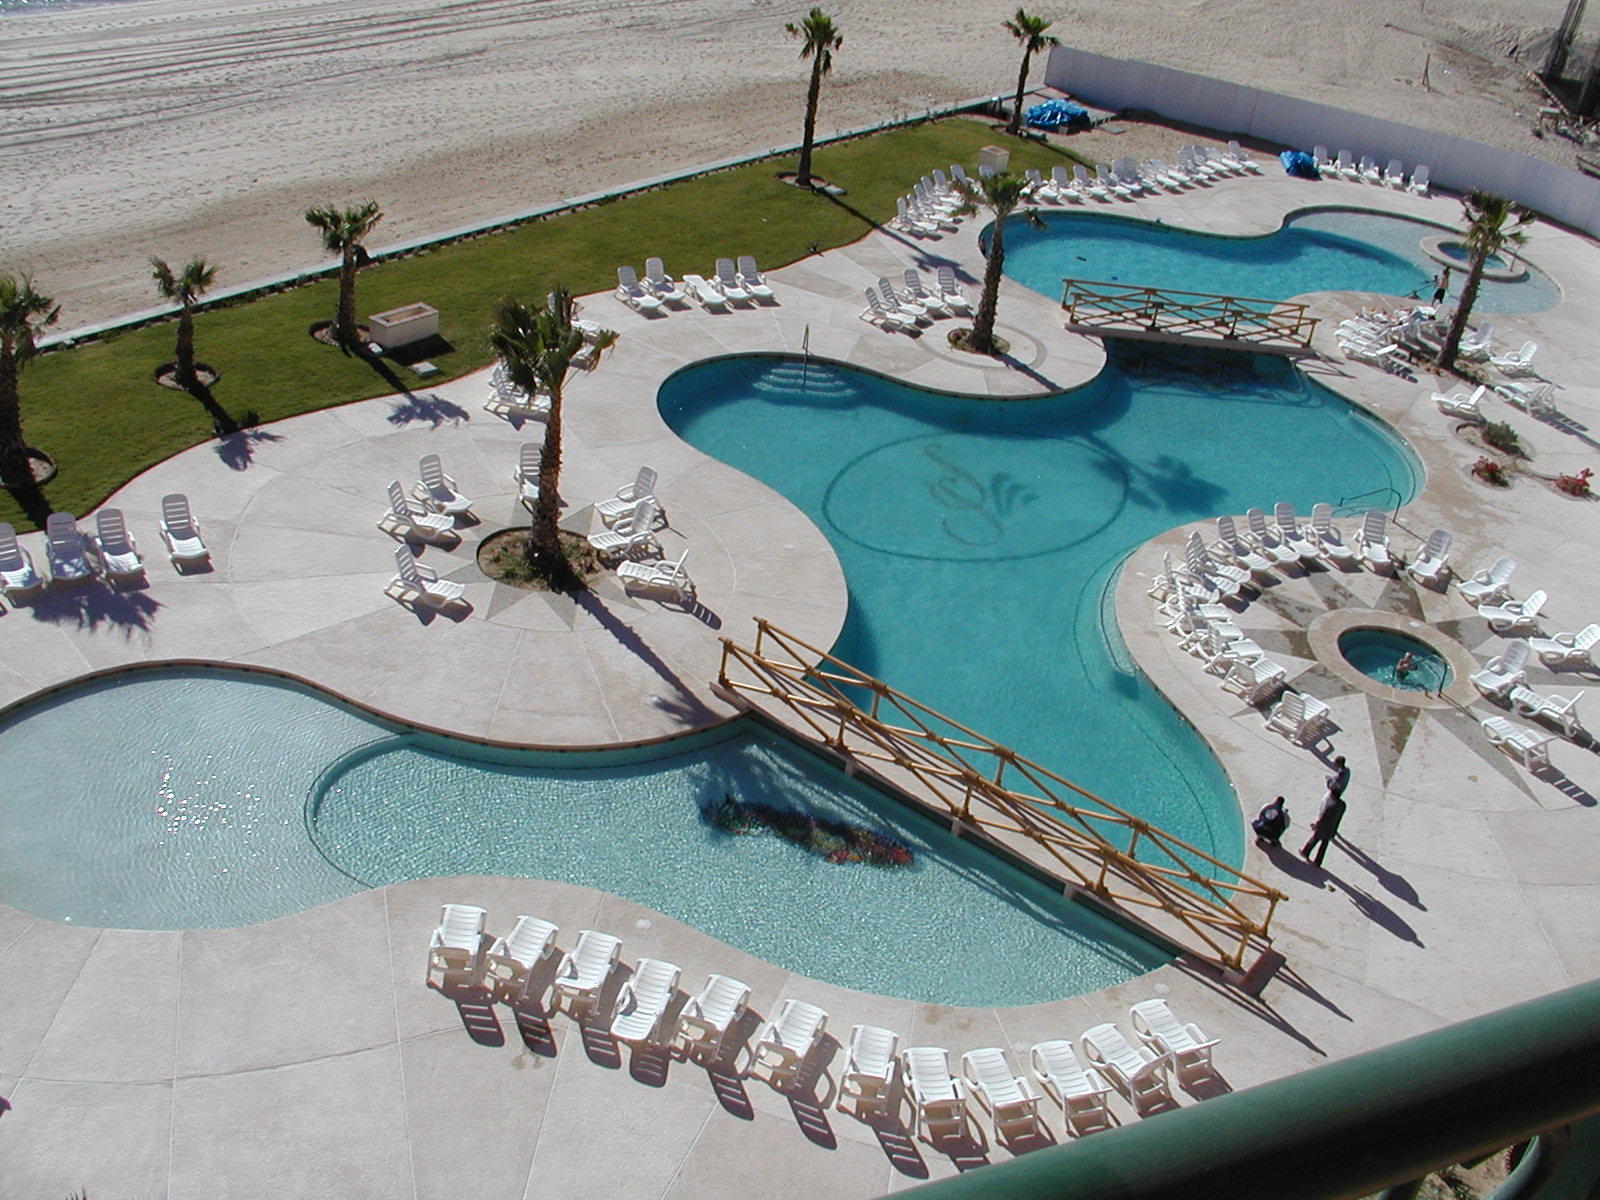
[0,0,1580,328]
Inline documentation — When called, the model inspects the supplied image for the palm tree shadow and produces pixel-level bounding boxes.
[28,581,161,633]
[4,481,51,527]
[387,392,470,428]
[570,588,719,724]
[181,380,282,471]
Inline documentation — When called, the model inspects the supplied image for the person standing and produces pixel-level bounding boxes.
[1324,755,1350,802]
[1430,267,1452,307]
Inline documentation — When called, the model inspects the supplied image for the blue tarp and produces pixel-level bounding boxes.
[1025,99,1091,131]
[1280,149,1321,179]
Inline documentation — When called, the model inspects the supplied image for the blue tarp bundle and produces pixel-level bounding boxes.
[1025,99,1091,131]
[1280,149,1321,179]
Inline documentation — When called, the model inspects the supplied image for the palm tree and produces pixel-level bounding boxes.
[151,256,218,388]
[304,200,383,348]
[952,171,1041,356]
[1436,191,1533,372]
[489,288,599,582]
[0,274,60,492]
[1004,9,1060,137]
[786,8,843,188]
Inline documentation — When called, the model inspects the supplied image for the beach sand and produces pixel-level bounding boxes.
[0,0,1579,328]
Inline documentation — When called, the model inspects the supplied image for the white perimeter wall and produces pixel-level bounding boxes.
[1043,46,1600,239]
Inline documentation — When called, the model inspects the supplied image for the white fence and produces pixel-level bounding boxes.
[1044,47,1600,239]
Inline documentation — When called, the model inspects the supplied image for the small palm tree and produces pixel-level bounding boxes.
[304,200,383,348]
[1436,191,1534,372]
[952,171,1042,356]
[0,273,60,492]
[489,288,599,582]
[151,256,218,388]
[786,8,843,188]
[1004,9,1060,137]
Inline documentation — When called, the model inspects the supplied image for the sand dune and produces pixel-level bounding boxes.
[0,0,1575,327]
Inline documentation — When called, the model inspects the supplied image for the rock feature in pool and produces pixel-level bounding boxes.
[1338,628,1453,693]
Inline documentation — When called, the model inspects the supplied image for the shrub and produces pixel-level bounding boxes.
[1472,456,1510,487]
[1482,420,1522,455]
[1556,467,1593,497]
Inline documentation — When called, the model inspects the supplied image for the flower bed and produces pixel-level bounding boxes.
[706,793,914,867]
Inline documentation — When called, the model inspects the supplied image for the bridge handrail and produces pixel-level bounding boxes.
[1060,277,1320,350]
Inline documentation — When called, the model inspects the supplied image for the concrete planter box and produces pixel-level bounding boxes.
[977,145,1011,175]
[368,303,439,350]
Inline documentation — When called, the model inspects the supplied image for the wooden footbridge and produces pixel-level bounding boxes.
[1062,278,1319,355]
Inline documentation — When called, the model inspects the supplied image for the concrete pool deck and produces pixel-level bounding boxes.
[2,164,1599,1198]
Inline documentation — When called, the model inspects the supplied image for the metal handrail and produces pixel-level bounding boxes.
[717,619,1284,974]
[1335,484,1407,516]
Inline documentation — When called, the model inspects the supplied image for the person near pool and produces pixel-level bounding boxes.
[1252,796,1290,847]
[1301,756,1350,865]
[1394,651,1416,681]
[1431,267,1452,306]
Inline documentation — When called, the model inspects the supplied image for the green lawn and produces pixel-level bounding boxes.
[4,117,1085,531]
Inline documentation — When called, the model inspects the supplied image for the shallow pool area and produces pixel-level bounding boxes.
[1000,208,1558,314]
[1338,628,1453,692]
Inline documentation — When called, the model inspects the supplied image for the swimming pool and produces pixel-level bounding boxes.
[1000,208,1558,314]
[0,667,1166,1005]
[660,348,1421,865]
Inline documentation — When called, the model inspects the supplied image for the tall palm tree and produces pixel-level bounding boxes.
[0,274,60,492]
[304,200,383,348]
[151,256,218,387]
[1004,9,1060,137]
[952,171,1041,356]
[1436,191,1533,371]
[786,8,842,188]
[489,288,596,581]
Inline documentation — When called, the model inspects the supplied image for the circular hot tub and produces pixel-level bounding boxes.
[1419,234,1527,283]
[1338,628,1452,693]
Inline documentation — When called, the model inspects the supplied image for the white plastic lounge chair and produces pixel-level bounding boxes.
[1495,380,1556,418]
[1479,588,1546,635]
[1490,340,1538,374]
[1510,686,1585,738]
[551,929,622,1017]
[0,521,44,599]
[1266,690,1334,744]
[862,286,913,332]
[1023,167,1060,202]
[961,1048,1044,1140]
[609,957,682,1045]
[1074,163,1110,200]
[1408,165,1431,196]
[1193,627,1266,672]
[643,257,688,305]
[1308,504,1357,567]
[1272,503,1320,563]
[1129,999,1220,1079]
[747,997,827,1090]
[1244,507,1298,567]
[1528,624,1600,670]
[1482,715,1555,770]
[44,513,95,584]
[1434,385,1486,421]
[160,494,210,569]
[1220,657,1288,705]
[1182,532,1247,599]
[902,269,950,316]
[735,255,776,301]
[892,196,941,237]
[596,466,660,527]
[1459,323,1495,360]
[712,258,753,304]
[92,508,144,581]
[877,277,927,323]
[1051,164,1086,201]
[381,481,456,542]
[681,274,730,310]
[484,367,552,419]
[1356,510,1393,572]
[674,973,751,1063]
[1359,155,1383,184]
[513,443,541,506]
[587,499,661,558]
[426,903,487,987]
[1212,515,1274,576]
[837,1024,899,1116]
[1457,556,1516,605]
[391,545,466,608]
[617,548,694,600]
[1407,528,1452,587]
[1228,140,1262,172]
[1029,1039,1113,1134]
[615,265,664,313]
[485,915,559,1004]
[1081,1023,1173,1113]
[903,1046,968,1139]
[1313,145,1331,171]
[1471,640,1530,701]
[1383,158,1406,188]
[415,454,474,519]
[935,267,973,313]
[1335,149,1360,181]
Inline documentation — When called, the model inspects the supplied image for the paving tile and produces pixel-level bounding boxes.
[0,1078,172,1199]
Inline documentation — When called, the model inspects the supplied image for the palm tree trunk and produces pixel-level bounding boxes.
[1008,52,1032,136]
[796,58,824,187]
[971,219,1007,355]
[1436,245,1489,372]
[175,304,195,385]
[336,246,358,346]
[528,381,564,574]
[0,352,29,491]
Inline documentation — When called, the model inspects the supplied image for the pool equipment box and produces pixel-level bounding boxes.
[977,145,1011,175]
[368,303,439,350]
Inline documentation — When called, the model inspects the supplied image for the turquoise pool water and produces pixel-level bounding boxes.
[0,668,1165,1005]
[1000,209,1558,314]
[661,349,1421,863]
[1338,628,1452,692]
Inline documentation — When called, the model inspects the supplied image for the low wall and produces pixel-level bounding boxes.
[1043,46,1600,239]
